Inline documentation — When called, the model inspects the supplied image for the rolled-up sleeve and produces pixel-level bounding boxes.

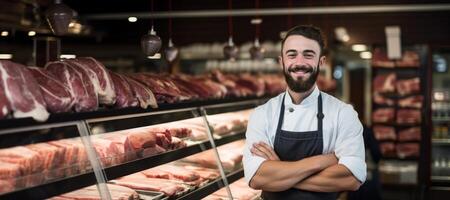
[243,107,271,185]
[335,105,367,183]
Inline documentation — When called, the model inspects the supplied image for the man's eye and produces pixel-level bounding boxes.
[287,54,296,58]
[304,54,314,59]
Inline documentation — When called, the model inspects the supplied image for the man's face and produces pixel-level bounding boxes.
[280,35,324,93]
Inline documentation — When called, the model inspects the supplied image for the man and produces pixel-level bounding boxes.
[243,25,366,200]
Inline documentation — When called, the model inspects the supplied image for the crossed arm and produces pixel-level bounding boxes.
[249,142,361,192]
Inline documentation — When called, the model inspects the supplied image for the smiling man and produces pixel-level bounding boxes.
[243,25,367,200]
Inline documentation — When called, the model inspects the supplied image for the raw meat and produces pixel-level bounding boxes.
[372,108,395,123]
[373,126,396,141]
[373,73,396,93]
[97,132,137,162]
[123,75,158,109]
[372,48,395,68]
[261,74,286,95]
[396,77,420,96]
[398,95,423,108]
[396,51,420,67]
[28,67,74,113]
[398,127,421,141]
[373,92,395,106]
[170,137,187,150]
[396,143,420,158]
[0,160,22,193]
[70,57,116,105]
[90,137,123,166]
[113,174,188,196]
[0,68,10,119]
[130,73,182,103]
[124,129,157,150]
[0,146,43,174]
[0,60,49,121]
[26,142,65,170]
[236,73,265,97]
[108,71,138,108]
[48,138,89,175]
[0,179,15,194]
[51,184,139,200]
[46,61,98,112]
[142,164,200,182]
[379,142,395,156]
[204,178,261,200]
[396,109,421,124]
[181,165,220,181]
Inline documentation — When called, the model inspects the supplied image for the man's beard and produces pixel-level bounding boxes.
[283,63,319,93]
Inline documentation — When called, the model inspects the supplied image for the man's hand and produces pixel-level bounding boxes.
[250,142,280,161]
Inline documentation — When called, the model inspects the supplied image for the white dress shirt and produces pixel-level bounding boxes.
[243,85,367,185]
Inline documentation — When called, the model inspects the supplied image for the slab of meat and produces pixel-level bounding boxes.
[123,128,157,150]
[0,68,10,119]
[0,60,49,121]
[210,71,252,97]
[130,73,181,103]
[113,173,188,196]
[181,165,220,181]
[373,125,396,141]
[26,142,65,170]
[0,160,22,193]
[396,77,420,96]
[50,183,139,200]
[69,57,116,105]
[142,164,200,182]
[396,109,421,124]
[398,95,423,108]
[379,142,395,156]
[48,138,89,176]
[0,179,15,194]
[204,178,261,200]
[396,51,420,67]
[90,137,123,167]
[373,73,396,93]
[108,72,138,109]
[236,73,265,97]
[398,127,421,141]
[0,146,44,175]
[261,74,286,96]
[170,74,209,99]
[373,92,395,106]
[372,48,395,68]
[97,132,137,162]
[46,61,98,112]
[28,67,74,113]
[396,143,420,158]
[123,75,158,109]
[372,108,395,123]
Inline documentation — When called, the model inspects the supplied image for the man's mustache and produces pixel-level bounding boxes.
[287,65,313,73]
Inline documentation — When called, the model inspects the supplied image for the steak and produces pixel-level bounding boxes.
[398,127,421,141]
[373,73,396,93]
[396,109,421,124]
[372,108,395,123]
[373,92,395,106]
[373,125,396,141]
[396,143,420,158]
[398,95,423,108]
[51,184,139,200]
[123,75,158,109]
[396,77,420,96]
[108,72,138,109]
[28,67,74,113]
[0,60,49,121]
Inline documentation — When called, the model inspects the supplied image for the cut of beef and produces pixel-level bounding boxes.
[373,92,395,106]
[373,125,396,141]
[181,165,220,181]
[113,174,188,196]
[396,77,420,96]
[236,73,265,97]
[0,60,49,121]
[396,109,421,124]
[26,142,65,170]
[398,127,421,141]
[70,57,116,105]
[130,73,181,103]
[142,164,200,182]
[0,160,22,193]
[0,146,43,174]
[379,142,395,156]
[398,95,423,108]
[51,184,139,200]
[46,61,98,112]
[372,48,395,68]
[123,75,157,109]
[90,137,123,166]
[28,67,74,113]
[373,73,396,93]
[396,143,420,158]
[372,108,395,123]
[108,72,138,108]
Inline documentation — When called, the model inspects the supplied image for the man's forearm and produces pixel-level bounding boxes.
[250,154,336,192]
[294,164,361,192]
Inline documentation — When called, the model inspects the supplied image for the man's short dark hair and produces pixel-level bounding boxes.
[281,25,326,56]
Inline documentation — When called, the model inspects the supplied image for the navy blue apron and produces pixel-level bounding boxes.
[261,93,337,200]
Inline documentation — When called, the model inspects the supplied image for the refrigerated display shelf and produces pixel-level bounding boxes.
[431,176,450,182]
[0,95,268,131]
[432,139,450,145]
[0,131,246,199]
[177,169,244,200]
[432,117,450,122]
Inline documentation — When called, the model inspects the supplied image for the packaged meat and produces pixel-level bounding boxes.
[373,125,396,141]
[398,95,423,108]
[112,173,189,196]
[396,77,420,96]
[373,92,395,106]
[49,183,139,200]
[373,73,396,93]
[202,178,261,200]
[398,127,421,142]
[372,48,395,68]
[396,109,421,124]
[379,142,396,156]
[372,108,395,123]
[396,143,420,158]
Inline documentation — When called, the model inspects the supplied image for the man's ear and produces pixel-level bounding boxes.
[278,55,283,70]
[319,56,326,67]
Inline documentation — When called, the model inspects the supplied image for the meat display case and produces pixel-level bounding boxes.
[370,45,430,198]
[0,96,267,200]
[426,46,450,199]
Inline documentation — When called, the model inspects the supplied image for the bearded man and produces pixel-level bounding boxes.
[243,25,366,200]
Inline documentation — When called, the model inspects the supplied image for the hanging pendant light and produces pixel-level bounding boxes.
[141,0,161,56]
[250,38,265,60]
[45,0,74,36]
[223,0,239,60]
[249,0,264,60]
[165,39,178,62]
[224,37,239,61]
[164,0,178,63]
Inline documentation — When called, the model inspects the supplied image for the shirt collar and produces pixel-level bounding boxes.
[284,85,320,107]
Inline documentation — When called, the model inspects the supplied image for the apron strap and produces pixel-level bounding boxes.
[317,93,324,133]
[276,94,286,132]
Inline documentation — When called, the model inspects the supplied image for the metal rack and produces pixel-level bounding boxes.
[0,96,267,200]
